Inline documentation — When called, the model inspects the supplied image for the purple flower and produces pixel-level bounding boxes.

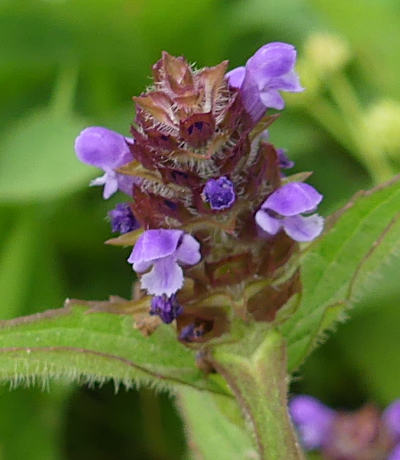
[202,176,236,211]
[75,126,135,199]
[388,444,400,460]
[226,42,303,122]
[128,229,201,297]
[384,400,400,441]
[290,395,335,450]
[108,203,139,234]
[255,182,324,242]
[150,294,183,324]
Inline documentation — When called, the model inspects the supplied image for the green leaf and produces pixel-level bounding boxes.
[0,109,91,203]
[0,305,227,394]
[177,388,255,460]
[282,175,400,371]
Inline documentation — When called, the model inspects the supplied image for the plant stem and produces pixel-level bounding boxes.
[50,63,78,116]
[209,329,304,460]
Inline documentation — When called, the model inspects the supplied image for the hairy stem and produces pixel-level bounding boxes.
[209,329,304,460]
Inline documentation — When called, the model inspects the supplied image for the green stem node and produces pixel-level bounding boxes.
[210,329,304,460]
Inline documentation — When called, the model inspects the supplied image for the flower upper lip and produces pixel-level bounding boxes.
[226,42,303,121]
[74,126,135,199]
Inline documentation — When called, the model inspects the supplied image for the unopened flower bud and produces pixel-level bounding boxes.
[108,203,139,234]
[202,176,236,211]
[150,294,183,324]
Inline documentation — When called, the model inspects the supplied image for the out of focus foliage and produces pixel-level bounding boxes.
[0,0,399,458]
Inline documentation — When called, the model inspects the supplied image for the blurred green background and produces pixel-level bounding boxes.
[0,0,400,458]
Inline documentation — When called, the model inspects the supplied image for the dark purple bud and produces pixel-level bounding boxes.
[179,324,197,342]
[108,203,139,234]
[150,294,183,324]
[179,323,208,342]
[202,176,236,211]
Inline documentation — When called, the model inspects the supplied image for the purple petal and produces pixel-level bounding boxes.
[175,234,201,266]
[131,259,153,273]
[255,209,282,235]
[384,400,400,440]
[290,395,335,450]
[237,42,303,119]
[90,170,119,199]
[266,69,303,92]
[226,66,246,88]
[103,175,119,199]
[263,183,323,216]
[88,168,134,199]
[75,127,133,170]
[388,444,400,460]
[239,71,267,122]
[259,89,285,110]
[128,229,183,267]
[141,257,183,296]
[247,42,298,81]
[115,173,135,196]
[283,214,324,242]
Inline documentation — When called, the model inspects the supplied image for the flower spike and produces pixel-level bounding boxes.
[75,45,324,339]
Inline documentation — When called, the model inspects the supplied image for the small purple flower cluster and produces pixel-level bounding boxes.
[74,43,324,336]
[290,395,400,459]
